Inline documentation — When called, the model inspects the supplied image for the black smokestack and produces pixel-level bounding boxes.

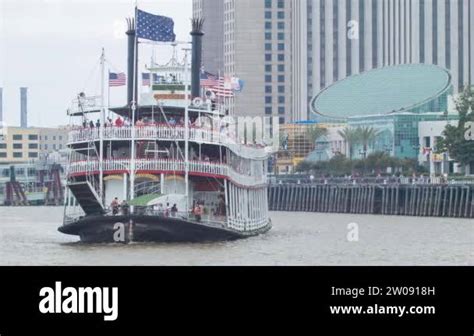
[191,18,204,99]
[126,18,137,106]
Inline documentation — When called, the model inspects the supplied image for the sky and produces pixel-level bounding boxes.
[0,0,192,128]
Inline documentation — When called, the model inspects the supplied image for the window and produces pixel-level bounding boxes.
[59,136,63,141]
[278,64,285,72]
[278,96,285,104]
[265,0,272,8]
[44,144,48,150]
[29,152,38,158]
[265,96,272,104]
[278,43,285,51]
[13,152,22,158]
[277,12,285,19]
[53,136,56,141]
[265,54,272,61]
[265,22,272,30]
[278,107,285,114]
[278,0,284,8]
[278,75,285,82]
[44,136,48,141]
[13,134,22,140]
[265,86,272,93]
[278,54,285,61]
[279,117,285,124]
[278,22,285,30]
[28,134,38,140]
[278,86,285,93]
[265,107,273,115]
[13,143,22,149]
[265,11,272,19]
[265,64,272,72]
[0,153,6,158]
[0,143,6,149]
[278,33,285,40]
[265,75,272,82]
[29,143,38,149]
[265,32,272,40]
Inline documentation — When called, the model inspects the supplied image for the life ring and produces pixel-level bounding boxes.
[193,97,203,107]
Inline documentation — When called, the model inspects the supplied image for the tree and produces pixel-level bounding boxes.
[306,126,328,149]
[437,87,474,170]
[355,126,380,159]
[338,128,359,160]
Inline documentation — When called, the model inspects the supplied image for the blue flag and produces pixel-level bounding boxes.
[136,9,176,42]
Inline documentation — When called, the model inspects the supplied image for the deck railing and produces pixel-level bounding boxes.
[67,159,265,187]
[68,126,270,159]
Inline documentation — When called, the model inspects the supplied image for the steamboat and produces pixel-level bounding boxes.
[58,12,272,242]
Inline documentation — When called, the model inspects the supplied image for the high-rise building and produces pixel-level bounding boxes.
[192,0,224,75]
[307,0,474,103]
[194,0,299,123]
[195,0,473,123]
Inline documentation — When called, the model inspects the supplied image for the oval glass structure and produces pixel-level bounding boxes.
[311,64,453,119]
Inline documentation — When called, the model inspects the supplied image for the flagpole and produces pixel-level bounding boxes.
[183,47,191,216]
[99,48,105,205]
[130,6,138,206]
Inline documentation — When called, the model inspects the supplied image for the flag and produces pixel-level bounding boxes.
[200,71,218,88]
[153,74,165,84]
[136,9,176,42]
[109,72,126,87]
[142,73,151,86]
[212,77,234,98]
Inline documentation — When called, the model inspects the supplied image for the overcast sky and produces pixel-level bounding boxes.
[0,0,192,127]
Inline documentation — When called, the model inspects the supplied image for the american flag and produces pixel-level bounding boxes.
[109,72,126,87]
[136,9,176,42]
[142,73,151,86]
[200,71,218,88]
[212,76,234,98]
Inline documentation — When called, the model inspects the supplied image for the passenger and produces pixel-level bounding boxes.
[194,203,202,222]
[154,203,164,216]
[96,119,101,128]
[111,198,120,216]
[89,120,95,128]
[121,200,129,216]
[171,204,178,217]
[165,203,170,217]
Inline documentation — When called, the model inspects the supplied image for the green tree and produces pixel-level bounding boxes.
[338,128,359,160]
[306,126,328,149]
[355,126,380,159]
[437,87,474,170]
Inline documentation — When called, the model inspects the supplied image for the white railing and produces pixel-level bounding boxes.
[68,126,270,159]
[67,159,265,187]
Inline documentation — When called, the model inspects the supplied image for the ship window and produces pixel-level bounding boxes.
[13,152,23,158]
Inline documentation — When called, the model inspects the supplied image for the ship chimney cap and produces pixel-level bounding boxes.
[191,17,204,35]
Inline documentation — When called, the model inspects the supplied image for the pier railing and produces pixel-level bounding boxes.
[268,184,474,218]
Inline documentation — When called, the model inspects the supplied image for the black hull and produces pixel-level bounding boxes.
[59,215,271,243]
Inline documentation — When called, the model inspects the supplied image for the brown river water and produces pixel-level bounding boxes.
[0,207,472,266]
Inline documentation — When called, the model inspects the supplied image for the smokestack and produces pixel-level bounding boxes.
[191,18,204,99]
[0,88,3,124]
[20,87,27,128]
[126,18,138,107]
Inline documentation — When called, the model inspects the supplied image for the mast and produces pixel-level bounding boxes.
[99,48,105,204]
[183,48,191,214]
[127,9,139,204]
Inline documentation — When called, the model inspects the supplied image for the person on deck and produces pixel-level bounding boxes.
[111,198,120,215]
[171,204,178,217]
